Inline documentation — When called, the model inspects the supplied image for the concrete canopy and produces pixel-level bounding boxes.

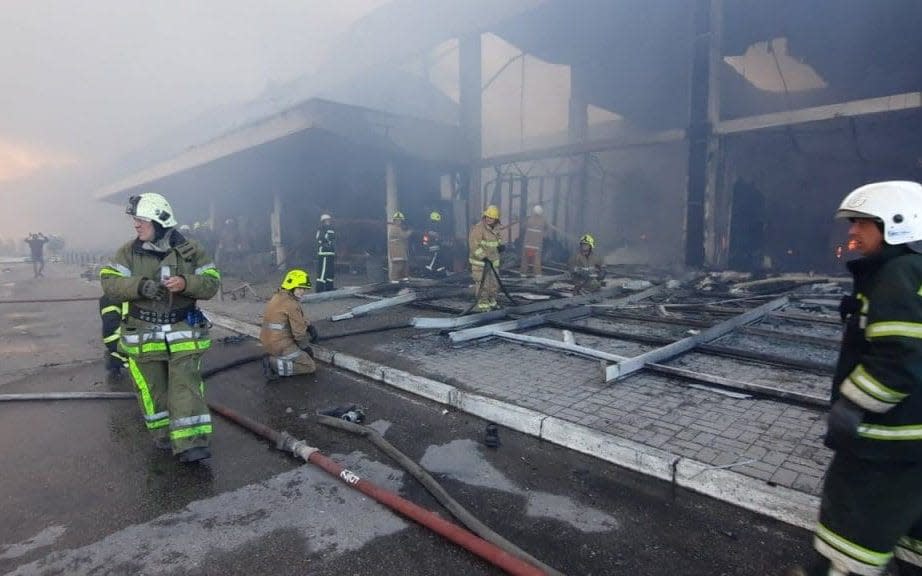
[95,98,465,206]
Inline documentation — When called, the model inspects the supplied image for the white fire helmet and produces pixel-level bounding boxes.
[835,181,922,247]
[533,205,544,216]
[126,193,177,228]
[320,214,332,222]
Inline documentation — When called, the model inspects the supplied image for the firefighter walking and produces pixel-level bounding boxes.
[315,214,336,292]
[785,181,922,576]
[468,205,505,311]
[259,269,319,381]
[100,193,220,463]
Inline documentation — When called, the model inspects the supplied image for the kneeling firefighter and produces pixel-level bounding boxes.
[100,192,220,463]
[260,269,319,380]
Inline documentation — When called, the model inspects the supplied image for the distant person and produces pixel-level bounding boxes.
[99,193,220,463]
[422,210,448,276]
[569,234,605,294]
[388,211,412,282]
[260,269,318,381]
[24,232,49,277]
[520,205,559,277]
[785,181,922,576]
[315,214,336,292]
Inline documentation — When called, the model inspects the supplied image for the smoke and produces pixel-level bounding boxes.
[0,0,387,251]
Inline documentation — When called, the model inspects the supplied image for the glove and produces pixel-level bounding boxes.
[138,278,169,302]
[308,324,319,342]
[497,243,506,253]
[838,295,860,322]
[824,397,864,450]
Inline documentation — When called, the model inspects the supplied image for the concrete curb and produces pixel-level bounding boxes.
[206,311,819,530]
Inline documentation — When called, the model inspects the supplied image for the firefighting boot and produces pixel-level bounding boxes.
[178,446,211,463]
[261,356,280,383]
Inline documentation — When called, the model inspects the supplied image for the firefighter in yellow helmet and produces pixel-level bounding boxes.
[388,211,412,282]
[260,269,319,381]
[100,192,220,463]
[468,205,505,310]
[569,234,605,294]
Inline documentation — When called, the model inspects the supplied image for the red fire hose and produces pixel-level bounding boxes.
[208,401,547,576]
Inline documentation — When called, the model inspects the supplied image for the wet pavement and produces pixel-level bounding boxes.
[0,263,816,575]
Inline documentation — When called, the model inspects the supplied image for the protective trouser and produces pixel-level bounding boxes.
[316,255,334,292]
[121,321,212,455]
[520,247,542,276]
[471,262,499,311]
[809,451,922,575]
[267,348,316,376]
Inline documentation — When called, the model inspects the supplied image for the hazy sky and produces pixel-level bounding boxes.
[0,1,386,249]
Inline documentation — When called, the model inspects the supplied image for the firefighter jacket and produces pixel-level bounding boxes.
[469,220,502,269]
[834,244,922,461]
[260,289,311,355]
[100,230,220,358]
[316,226,335,256]
[388,223,411,262]
[570,250,603,279]
[522,215,546,251]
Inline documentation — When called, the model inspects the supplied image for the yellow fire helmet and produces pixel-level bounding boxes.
[392,210,406,221]
[281,268,312,290]
[430,210,442,222]
[483,205,500,220]
[579,234,596,249]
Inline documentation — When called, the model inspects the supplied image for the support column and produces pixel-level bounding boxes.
[459,33,483,227]
[684,0,723,268]
[271,191,285,268]
[385,161,398,279]
[569,63,590,241]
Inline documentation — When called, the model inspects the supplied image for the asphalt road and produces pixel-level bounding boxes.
[0,264,815,575]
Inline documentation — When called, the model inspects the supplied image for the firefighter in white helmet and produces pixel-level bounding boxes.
[785,181,922,576]
[468,205,504,311]
[315,214,336,292]
[520,205,558,276]
[260,269,318,381]
[100,193,220,463]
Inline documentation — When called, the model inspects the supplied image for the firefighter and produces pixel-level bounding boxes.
[520,205,553,277]
[24,232,49,278]
[569,234,605,294]
[468,205,504,311]
[422,210,447,276]
[100,193,220,463]
[315,214,335,292]
[99,295,128,383]
[259,269,318,381]
[388,211,412,282]
[785,181,922,576]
